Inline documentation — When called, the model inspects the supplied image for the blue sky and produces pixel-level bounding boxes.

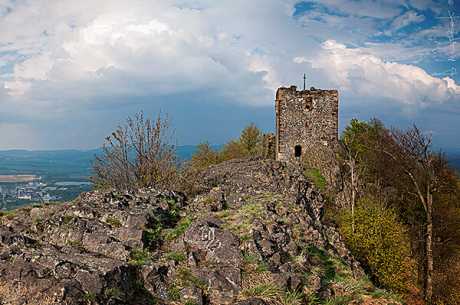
[0,0,458,151]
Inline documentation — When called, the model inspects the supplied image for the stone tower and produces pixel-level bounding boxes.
[275,85,339,164]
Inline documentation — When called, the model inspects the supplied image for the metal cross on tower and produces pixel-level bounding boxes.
[303,73,306,90]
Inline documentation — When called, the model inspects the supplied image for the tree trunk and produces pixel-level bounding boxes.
[351,161,355,233]
[425,191,433,303]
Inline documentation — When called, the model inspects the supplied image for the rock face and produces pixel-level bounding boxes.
[0,158,399,305]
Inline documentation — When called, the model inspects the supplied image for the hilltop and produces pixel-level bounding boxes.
[0,158,400,305]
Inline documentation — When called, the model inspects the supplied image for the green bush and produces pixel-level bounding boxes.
[304,168,327,191]
[338,197,412,291]
[189,142,221,170]
[187,124,265,173]
[164,217,192,241]
[129,248,152,266]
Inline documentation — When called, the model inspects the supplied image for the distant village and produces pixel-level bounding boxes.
[0,178,92,210]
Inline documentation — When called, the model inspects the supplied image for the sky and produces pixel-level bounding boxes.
[0,0,459,151]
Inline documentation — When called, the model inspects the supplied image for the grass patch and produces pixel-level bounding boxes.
[242,251,269,274]
[165,251,186,263]
[321,295,354,305]
[304,168,327,191]
[164,217,192,241]
[306,246,336,284]
[129,248,152,266]
[219,201,265,237]
[105,216,122,228]
[177,267,208,290]
[62,214,74,225]
[83,292,97,301]
[281,290,304,305]
[104,287,123,300]
[0,210,16,220]
[167,284,181,301]
[241,283,282,300]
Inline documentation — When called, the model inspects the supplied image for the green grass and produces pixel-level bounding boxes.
[321,295,354,305]
[241,283,282,300]
[304,168,327,191]
[167,284,181,301]
[242,251,270,273]
[165,251,186,263]
[164,217,192,241]
[281,290,304,305]
[62,214,74,225]
[218,201,265,237]
[105,216,122,228]
[129,248,152,266]
[83,292,97,301]
[177,267,208,290]
[0,210,16,218]
[104,287,123,300]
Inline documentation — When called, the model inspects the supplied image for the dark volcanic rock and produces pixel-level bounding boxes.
[0,188,184,305]
[0,158,398,305]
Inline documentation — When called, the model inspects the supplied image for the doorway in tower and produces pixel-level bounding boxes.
[294,145,302,158]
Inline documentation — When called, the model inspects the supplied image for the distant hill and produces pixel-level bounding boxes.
[0,145,218,181]
[1,146,456,181]
[448,152,460,172]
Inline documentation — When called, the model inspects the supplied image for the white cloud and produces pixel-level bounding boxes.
[389,10,425,32]
[302,40,460,106]
[307,0,403,19]
[0,0,458,149]
[1,0,301,107]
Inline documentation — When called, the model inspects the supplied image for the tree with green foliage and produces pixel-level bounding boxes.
[338,119,460,303]
[239,123,263,155]
[382,126,449,303]
[338,196,412,291]
[189,143,220,170]
[188,123,265,172]
[221,140,247,160]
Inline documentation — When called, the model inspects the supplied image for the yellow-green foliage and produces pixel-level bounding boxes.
[338,197,412,291]
[189,142,221,170]
[188,124,264,171]
[304,168,327,191]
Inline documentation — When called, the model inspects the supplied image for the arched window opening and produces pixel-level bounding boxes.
[294,145,302,158]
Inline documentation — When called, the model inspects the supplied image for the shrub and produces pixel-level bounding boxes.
[165,251,186,263]
[189,142,221,170]
[129,248,152,266]
[187,124,265,173]
[338,196,412,291]
[241,283,282,300]
[304,168,327,191]
[92,111,178,191]
[164,217,192,241]
[105,216,122,228]
[239,123,263,155]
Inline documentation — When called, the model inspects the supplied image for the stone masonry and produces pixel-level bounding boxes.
[275,86,339,185]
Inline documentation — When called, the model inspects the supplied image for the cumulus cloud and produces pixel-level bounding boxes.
[0,0,458,149]
[296,40,460,106]
[0,0,304,110]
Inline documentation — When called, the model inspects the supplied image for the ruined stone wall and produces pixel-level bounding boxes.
[275,85,339,185]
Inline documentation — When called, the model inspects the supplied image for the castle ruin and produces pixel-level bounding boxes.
[275,85,339,181]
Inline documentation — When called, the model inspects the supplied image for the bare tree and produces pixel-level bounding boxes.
[92,112,177,191]
[381,125,447,303]
[342,140,360,233]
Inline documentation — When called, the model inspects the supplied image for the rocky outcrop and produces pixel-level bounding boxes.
[0,158,399,305]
